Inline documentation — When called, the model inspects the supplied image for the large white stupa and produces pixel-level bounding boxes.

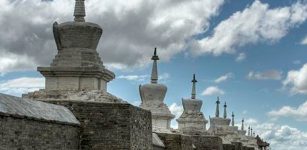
[139,48,175,133]
[177,74,208,135]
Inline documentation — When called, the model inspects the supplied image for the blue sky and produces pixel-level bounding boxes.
[0,0,307,149]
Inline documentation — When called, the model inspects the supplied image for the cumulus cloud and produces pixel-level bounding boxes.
[117,73,170,82]
[118,75,148,82]
[245,118,307,150]
[0,77,45,96]
[0,0,224,73]
[191,0,307,56]
[247,70,282,80]
[245,118,258,125]
[0,51,36,74]
[214,73,233,83]
[301,36,307,45]
[268,101,307,122]
[201,86,224,96]
[235,53,246,62]
[169,102,183,129]
[283,63,307,94]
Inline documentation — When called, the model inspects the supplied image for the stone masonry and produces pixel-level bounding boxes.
[49,100,152,150]
[156,133,194,150]
[0,93,80,150]
[0,115,80,150]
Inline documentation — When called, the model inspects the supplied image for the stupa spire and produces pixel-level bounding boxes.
[177,74,208,135]
[223,102,227,118]
[139,47,174,133]
[251,127,253,136]
[215,97,220,117]
[241,118,244,130]
[151,48,159,84]
[74,0,86,22]
[231,112,235,126]
[191,74,197,99]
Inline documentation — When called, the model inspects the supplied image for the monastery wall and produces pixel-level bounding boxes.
[156,133,194,150]
[191,135,223,150]
[50,101,152,150]
[223,144,236,150]
[0,114,80,150]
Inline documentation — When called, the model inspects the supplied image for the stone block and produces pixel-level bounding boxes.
[0,115,80,150]
[80,77,99,90]
[50,101,152,150]
[58,77,80,90]
[156,132,194,150]
[223,144,235,150]
[152,118,171,130]
[45,77,58,90]
[99,79,107,91]
[232,142,243,150]
[191,135,223,150]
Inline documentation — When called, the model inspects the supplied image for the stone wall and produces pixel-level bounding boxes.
[51,100,152,150]
[153,145,165,150]
[191,135,223,150]
[0,114,80,150]
[223,144,236,150]
[156,133,194,150]
[232,142,243,150]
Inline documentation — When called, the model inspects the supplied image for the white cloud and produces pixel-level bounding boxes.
[0,77,45,96]
[245,118,307,150]
[117,73,170,82]
[191,0,307,56]
[214,73,233,83]
[247,70,282,80]
[131,100,141,106]
[235,53,246,62]
[169,102,183,129]
[201,86,225,96]
[0,50,36,74]
[301,36,307,45]
[268,101,307,121]
[245,118,258,125]
[159,73,170,81]
[118,75,148,81]
[0,0,225,73]
[283,63,307,94]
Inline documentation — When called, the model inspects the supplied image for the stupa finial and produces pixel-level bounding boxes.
[74,0,86,22]
[231,112,235,126]
[251,127,253,136]
[152,47,159,60]
[215,97,220,117]
[241,118,244,130]
[223,102,227,118]
[151,48,159,84]
[191,74,197,99]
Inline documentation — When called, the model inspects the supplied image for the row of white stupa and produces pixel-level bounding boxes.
[139,48,258,148]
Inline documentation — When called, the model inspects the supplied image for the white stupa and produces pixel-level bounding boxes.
[139,48,175,133]
[177,74,208,135]
[208,98,232,135]
[238,119,250,146]
[208,98,241,144]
